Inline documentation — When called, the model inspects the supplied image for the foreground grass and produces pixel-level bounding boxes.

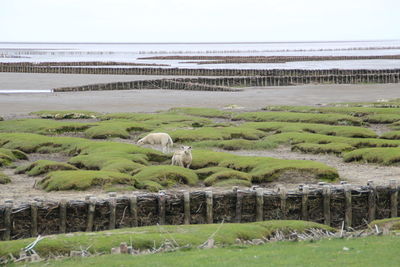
[18,235,400,267]
[0,220,332,259]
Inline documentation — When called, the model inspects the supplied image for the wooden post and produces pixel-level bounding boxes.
[280,187,287,219]
[109,193,117,230]
[129,195,138,227]
[158,193,166,225]
[390,180,398,218]
[59,199,67,233]
[344,184,352,229]
[367,181,376,222]
[302,185,309,221]
[323,185,331,226]
[205,191,213,224]
[183,192,190,225]
[256,188,264,221]
[30,201,38,237]
[235,189,242,223]
[86,197,96,232]
[4,200,13,241]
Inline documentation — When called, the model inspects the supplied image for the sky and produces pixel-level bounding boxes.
[0,0,399,43]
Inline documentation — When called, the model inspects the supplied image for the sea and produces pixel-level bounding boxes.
[1,40,400,70]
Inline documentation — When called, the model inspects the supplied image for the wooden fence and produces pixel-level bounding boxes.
[1,181,399,241]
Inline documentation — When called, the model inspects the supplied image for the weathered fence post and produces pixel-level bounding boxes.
[323,185,331,226]
[344,184,352,229]
[183,192,191,225]
[256,188,264,221]
[158,192,166,225]
[59,199,67,233]
[234,187,242,223]
[367,180,376,222]
[280,187,287,219]
[205,191,213,224]
[109,192,117,230]
[86,196,96,232]
[302,185,309,221]
[129,194,138,227]
[30,201,38,237]
[4,200,13,240]
[390,180,398,218]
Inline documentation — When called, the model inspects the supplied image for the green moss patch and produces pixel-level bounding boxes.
[0,171,11,184]
[0,118,94,135]
[0,148,27,166]
[369,217,400,231]
[84,120,152,139]
[234,111,363,126]
[204,170,251,186]
[15,160,78,176]
[242,121,377,138]
[133,165,198,191]
[31,110,100,119]
[380,131,400,140]
[292,142,355,155]
[38,170,136,191]
[170,126,266,142]
[343,147,400,165]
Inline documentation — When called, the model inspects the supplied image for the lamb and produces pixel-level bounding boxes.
[171,146,192,168]
[137,133,173,153]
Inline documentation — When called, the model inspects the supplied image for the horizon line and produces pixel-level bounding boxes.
[0,39,399,45]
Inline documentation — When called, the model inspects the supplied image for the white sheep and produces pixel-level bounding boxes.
[171,146,192,168]
[137,133,173,153]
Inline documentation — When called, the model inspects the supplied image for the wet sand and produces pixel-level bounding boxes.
[0,72,399,115]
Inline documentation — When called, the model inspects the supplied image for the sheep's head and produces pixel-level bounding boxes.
[137,138,144,145]
[181,146,192,155]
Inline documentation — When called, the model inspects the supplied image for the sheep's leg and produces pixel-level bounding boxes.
[186,163,191,169]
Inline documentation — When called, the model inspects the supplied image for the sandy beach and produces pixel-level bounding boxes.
[0,73,399,116]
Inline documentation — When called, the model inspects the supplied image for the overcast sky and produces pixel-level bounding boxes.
[1,0,399,43]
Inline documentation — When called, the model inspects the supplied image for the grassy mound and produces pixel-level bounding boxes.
[292,142,355,155]
[369,217,400,231]
[242,121,377,138]
[234,111,363,126]
[265,132,400,151]
[38,170,136,191]
[343,147,400,165]
[0,119,94,135]
[0,171,11,184]
[100,112,211,124]
[170,126,266,142]
[194,167,235,179]
[133,165,198,191]
[84,120,152,139]
[204,170,251,186]
[0,148,27,166]
[191,150,338,183]
[167,107,232,118]
[380,131,400,140]
[0,220,333,259]
[15,160,78,176]
[30,110,100,119]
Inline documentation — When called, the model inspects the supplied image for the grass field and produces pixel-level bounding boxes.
[8,235,400,267]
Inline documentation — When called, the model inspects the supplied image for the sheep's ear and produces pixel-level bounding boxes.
[188,146,192,149]
[181,146,185,149]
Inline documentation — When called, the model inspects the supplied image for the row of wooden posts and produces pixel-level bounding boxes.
[53,73,400,92]
[1,180,399,241]
[1,63,400,77]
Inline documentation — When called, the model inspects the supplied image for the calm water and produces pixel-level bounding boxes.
[1,40,400,69]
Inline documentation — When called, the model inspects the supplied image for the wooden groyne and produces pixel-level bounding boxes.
[53,73,400,92]
[1,63,400,77]
[0,181,398,241]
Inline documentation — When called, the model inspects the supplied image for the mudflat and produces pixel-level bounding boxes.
[0,72,399,115]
